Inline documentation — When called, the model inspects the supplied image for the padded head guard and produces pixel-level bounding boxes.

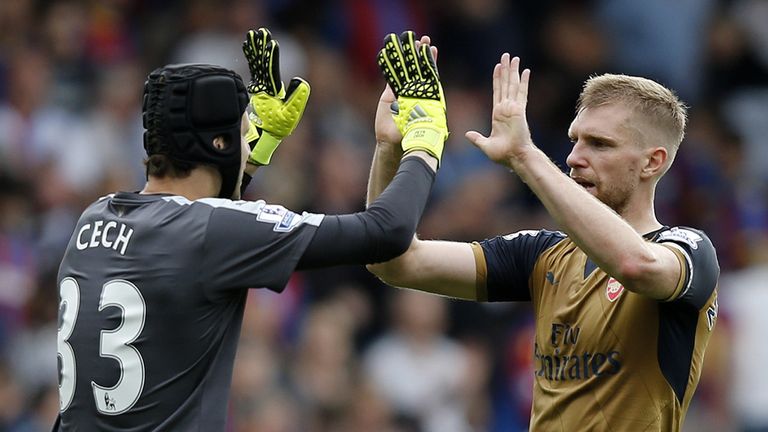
[142,64,249,198]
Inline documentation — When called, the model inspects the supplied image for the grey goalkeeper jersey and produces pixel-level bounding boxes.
[56,192,323,431]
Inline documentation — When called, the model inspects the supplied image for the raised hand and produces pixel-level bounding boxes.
[376,31,447,165]
[465,54,532,168]
[374,83,401,147]
[242,28,310,165]
[375,36,439,149]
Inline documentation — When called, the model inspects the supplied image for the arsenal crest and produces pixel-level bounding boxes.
[606,277,625,302]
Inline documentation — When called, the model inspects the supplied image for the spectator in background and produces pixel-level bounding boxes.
[0,176,37,350]
[76,61,147,191]
[363,289,472,432]
[288,301,359,430]
[0,360,27,430]
[230,339,301,432]
[595,0,716,102]
[719,265,768,432]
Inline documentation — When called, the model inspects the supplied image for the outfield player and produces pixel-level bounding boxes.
[369,39,720,431]
[54,29,446,430]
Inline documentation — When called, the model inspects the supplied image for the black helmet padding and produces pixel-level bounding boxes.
[143,64,249,198]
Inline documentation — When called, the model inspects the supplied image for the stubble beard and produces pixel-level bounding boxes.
[596,175,638,217]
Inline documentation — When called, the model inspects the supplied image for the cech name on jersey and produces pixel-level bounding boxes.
[75,220,134,255]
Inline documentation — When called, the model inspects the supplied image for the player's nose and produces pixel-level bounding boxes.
[566,142,588,170]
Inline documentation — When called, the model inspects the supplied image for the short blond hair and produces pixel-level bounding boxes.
[577,74,687,152]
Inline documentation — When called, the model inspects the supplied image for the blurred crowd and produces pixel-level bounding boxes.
[1,0,767,431]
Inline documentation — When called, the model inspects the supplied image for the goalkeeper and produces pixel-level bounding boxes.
[52,28,446,430]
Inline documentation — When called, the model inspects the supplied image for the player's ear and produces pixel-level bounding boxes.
[641,146,667,179]
[212,136,229,151]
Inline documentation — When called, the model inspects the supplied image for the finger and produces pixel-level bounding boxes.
[492,63,501,105]
[256,27,269,52]
[417,44,441,102]
[399,31,422,80]
[243,30,258,75]
[518,68,531,108]
[257,28,272,59]
[414,36,424,51]
[509,56,520,101]
[256,29,270,88]
[465,130,487,148]
[390,101,399,115]
[243,30,254,55]
[258,27,273,41]
[377,47,401,96]
[500,53,510,102]
[381,83,396,102]
[283,77,310,111]
[381,33,408,88]
[267,40,282,96]
[417,35,432,60]
[416,35,437,64]
[419,44,439,79]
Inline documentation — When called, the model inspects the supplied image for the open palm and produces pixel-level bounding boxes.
[466,54,532,167]
[374,84,402,145]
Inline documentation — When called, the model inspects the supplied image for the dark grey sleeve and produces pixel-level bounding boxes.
[296,156,435,269]
[201,203,322,300]
[480,230,567,302]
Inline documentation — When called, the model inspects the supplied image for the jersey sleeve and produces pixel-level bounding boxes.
[477,229,566,302]
[655,226,719,309]
[199,200,324,300]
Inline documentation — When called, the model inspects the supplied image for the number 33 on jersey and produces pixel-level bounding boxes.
[58,277,146,415]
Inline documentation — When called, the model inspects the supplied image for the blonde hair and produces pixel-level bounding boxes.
[577,74,687,153]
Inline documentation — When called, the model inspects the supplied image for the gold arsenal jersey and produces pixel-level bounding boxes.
[473,227,719,431]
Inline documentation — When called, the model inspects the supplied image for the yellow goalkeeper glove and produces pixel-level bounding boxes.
[242,28,310,165]
[377,31,447,165]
